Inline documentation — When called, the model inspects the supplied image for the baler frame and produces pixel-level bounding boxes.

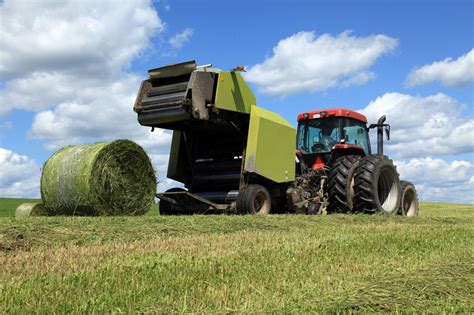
[134,60,296,214]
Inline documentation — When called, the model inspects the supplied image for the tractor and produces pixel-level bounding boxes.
[133,60,419,216]
[289,108,419,216]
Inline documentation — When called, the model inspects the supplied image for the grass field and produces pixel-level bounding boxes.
[0,198,160,218]
[0,199,472,313]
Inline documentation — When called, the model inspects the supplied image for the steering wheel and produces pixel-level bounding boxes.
[322,138,337,151]
[311,143,326,153]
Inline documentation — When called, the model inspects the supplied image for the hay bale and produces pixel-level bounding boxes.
[15,203,47,217]
[41,139,156,216]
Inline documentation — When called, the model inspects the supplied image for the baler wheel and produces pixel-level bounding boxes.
[327,155,361,213]
[354,155,401,214]
[159,187,186,215]
[237,185,271,214]
[398,181,419,217]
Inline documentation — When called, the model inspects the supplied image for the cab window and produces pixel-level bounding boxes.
[297,117,340,153]
[341,118,370,154]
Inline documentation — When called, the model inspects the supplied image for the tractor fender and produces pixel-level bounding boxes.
[330,144,366,161]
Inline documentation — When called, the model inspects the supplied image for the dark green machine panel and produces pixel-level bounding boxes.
[167,131,189,183]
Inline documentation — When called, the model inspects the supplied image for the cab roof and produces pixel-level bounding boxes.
[297,108,367,124]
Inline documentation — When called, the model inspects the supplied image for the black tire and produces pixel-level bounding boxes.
[327,155,362,213]
[159,187,186,215]
[354,155,401,214]
[237,184,271,214]
[399,181,419,217]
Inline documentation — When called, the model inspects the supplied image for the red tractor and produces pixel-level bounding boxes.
[288,108,419,216]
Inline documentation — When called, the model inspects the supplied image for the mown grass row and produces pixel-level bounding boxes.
[0,201,473,312]
[0,197,160,218]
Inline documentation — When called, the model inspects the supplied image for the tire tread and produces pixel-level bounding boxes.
[327,155,361,213]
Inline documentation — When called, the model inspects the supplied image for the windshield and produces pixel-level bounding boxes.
[297,117,370,154]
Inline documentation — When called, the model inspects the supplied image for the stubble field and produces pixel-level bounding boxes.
[0,198,472,313]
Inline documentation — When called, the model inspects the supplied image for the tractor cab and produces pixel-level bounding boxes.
[296,108,370,170]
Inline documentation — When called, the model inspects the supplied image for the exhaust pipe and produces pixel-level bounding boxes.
[377,115,386,155]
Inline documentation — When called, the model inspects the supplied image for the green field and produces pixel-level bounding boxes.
[0,198,160,218]
[0,199,472,313]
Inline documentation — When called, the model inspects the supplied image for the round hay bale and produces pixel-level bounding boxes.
[41,139,156,216]
[15,203,47,217]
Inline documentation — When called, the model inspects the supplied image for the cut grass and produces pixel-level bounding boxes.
[0,201,473,313]
[0,197,159,218]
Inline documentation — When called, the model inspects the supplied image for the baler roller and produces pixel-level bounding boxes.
[147,82,189,97]
[141,92,188,109]
[137,107,189,126]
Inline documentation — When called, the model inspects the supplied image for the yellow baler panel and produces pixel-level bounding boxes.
[244,106,296,183]
[214,71,256,113]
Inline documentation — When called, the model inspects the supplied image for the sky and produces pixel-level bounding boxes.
[0,0,473,203]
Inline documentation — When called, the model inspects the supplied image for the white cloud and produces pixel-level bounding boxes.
[406,49,474,87]
[0,148,41,198]
[0,0,163,115]
[169,28,194,49]
[29,75,144,145]
[397,157,473,183]
[396,157,474,203]
[359,92,473,158]
[0,0,163,79]
[244,31,398,97]
[135,129,173,154]
[2,72,134,115]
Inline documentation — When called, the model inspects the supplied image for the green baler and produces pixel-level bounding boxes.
[134,61,295,214]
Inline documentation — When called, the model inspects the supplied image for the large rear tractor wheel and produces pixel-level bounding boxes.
[237,184,271,214]
[399,181,419,217]
[327,155,361,213]
[159,187,186,215]
[354,155,401,214]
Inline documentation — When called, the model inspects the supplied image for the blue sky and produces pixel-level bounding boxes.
[0,0,473,202]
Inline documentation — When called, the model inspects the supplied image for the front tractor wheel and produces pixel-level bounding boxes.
[237,185,271,214]
[354,155,401,214]
[327,155,361,213]
[399,181,419,217]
